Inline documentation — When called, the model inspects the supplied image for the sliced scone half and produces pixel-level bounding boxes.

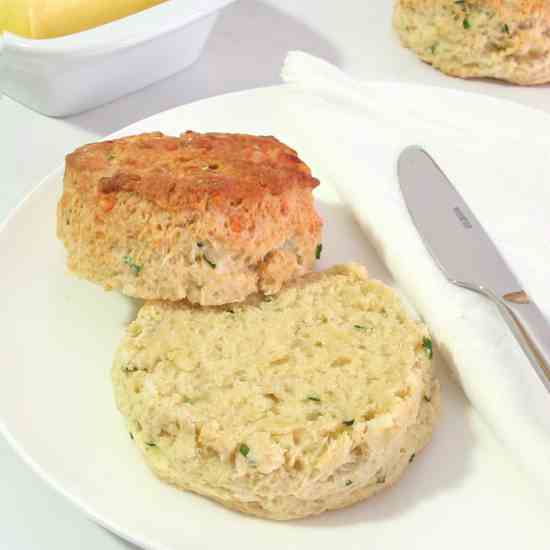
[112,264,440,520]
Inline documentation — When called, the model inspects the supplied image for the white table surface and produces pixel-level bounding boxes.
[2,2,550,549]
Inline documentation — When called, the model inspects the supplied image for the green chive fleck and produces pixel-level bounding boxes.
[343,419,355,427]
[123,256,142,275]
[239,443,250,458]
[307,394,321,402]
[502,23,509,33]
[463,18,471,29]
[455,0,465,4]
[424,395,432,403]
[203,256,216,269]
[145,442,156,447]
[263,296,274,302]
[107,153,116,161]
[129,432,134,440]
[345,480,353,486]
[409,453,416,463]
[422,337,433,360]
[429,43,437,55]
[315,243,323,260]
[354,324,369,331]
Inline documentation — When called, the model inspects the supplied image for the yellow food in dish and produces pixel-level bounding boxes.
[1,0,167,39]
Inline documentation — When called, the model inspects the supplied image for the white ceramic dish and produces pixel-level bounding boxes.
[1,86,549,550]
[0,0,237,117]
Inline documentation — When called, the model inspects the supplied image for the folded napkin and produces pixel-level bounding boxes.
[281,51,550,495]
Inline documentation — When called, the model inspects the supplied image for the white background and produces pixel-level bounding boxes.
[2,2,550,548]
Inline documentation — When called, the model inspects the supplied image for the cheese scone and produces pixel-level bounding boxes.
[394,0,550,85]
[112,264,440,520]
[57,131,322,305]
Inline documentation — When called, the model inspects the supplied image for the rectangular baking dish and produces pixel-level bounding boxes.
[0,0,237,117]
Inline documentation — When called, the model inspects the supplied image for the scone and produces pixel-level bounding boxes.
[57,131,322,305]
[394,0,550,85]
[112,264,440,520]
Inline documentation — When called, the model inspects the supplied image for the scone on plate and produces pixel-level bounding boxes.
[394,0,550,85]
[57,131,322,305]
[112,264,440,520]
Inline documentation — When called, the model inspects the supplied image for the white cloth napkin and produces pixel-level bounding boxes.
[281,51,550,495]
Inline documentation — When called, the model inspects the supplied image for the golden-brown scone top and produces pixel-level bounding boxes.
[58,131,323,305]
[394,0,550,85]
[66,131,318,212]
[398,0,548,17]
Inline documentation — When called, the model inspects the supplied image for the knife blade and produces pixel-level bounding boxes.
[397,145,550,392]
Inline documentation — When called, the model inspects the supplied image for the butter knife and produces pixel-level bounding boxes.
[398,145,550,393]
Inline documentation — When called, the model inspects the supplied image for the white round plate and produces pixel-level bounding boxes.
[1,86,549,550]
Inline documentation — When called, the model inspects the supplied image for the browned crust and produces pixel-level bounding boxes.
[58,131,323,303]
[397,0,549,18]
[65,131,319,214]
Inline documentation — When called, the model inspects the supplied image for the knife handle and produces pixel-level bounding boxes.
[494,293,550,394]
